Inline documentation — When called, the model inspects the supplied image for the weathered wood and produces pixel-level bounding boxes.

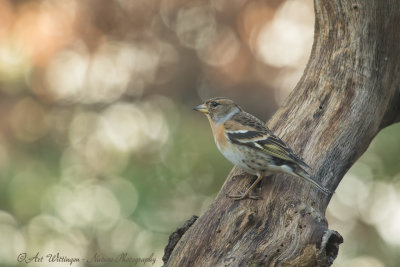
[162,216,198,265]
[164,0,400,266]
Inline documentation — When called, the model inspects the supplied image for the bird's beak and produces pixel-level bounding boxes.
[193,104,208,114]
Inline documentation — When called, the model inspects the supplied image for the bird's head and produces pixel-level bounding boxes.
[194,97,241,124]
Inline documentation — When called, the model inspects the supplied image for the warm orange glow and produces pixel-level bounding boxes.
[238,2,275,51]
[0,1,398,266]
[14,2,76,66]
[0,0,15,41]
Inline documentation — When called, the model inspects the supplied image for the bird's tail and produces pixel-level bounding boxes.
[291,165,332,195]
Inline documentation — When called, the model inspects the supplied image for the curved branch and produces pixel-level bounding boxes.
[164,0,400,266]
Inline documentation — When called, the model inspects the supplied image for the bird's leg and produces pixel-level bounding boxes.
[228,172,264,200]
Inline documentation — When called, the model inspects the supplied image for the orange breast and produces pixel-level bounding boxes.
[208,119,228,151]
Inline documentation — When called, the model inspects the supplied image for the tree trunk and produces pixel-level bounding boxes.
[164,0,400,266]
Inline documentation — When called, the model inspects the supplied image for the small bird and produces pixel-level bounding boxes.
[194,97,331,200]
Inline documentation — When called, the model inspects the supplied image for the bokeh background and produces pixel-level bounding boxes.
[0,0,399,266]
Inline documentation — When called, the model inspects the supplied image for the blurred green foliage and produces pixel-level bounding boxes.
[0,0,399,267]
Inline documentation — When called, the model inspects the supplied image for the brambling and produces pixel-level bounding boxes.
[194,97,331,200]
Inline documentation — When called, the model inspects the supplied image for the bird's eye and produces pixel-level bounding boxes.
[210,101,219,107]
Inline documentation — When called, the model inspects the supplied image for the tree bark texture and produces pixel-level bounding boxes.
[164,0,400,266]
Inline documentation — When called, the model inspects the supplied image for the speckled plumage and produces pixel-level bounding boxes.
[194,97,331,199]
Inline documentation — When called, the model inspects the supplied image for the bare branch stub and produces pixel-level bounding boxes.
[162,215,198,266]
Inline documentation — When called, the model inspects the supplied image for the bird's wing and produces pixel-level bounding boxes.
[258,133,310,168]
[227,112,272,133]
[225,113,310,168]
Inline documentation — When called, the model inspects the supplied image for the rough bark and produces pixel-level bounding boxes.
[164,0,400,266]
